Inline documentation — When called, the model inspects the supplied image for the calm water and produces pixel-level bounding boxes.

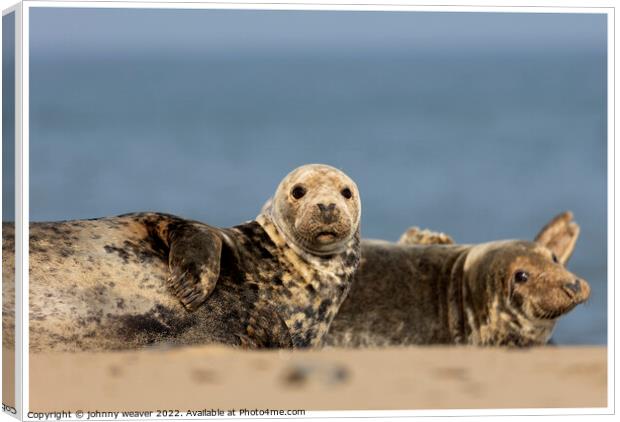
[27,49,607,344]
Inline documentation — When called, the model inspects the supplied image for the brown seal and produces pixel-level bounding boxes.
[325,212,590,347]
[2,164,361,351]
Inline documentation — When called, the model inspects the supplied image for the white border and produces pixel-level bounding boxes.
[2,0,616,419]
[9,2,23,419]
[16,3,25,419]
[607,6,616,416]
[15,0,616,14]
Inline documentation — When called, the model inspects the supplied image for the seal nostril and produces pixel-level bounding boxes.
[565,280,581,294]
[317,203,339,224]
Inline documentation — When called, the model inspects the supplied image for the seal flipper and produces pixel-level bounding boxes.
[237,306,293,349]
[166,223,223,311]
[398,226,455,245]
[534,211,580,265]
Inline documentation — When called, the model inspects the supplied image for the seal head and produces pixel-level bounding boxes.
[460,212,591,345]
[263,164,361,256]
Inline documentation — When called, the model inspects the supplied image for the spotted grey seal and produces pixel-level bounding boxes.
[2,164,361,351]
[325,212,590,347]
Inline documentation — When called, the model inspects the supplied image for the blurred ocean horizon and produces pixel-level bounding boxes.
[18,9,609,344]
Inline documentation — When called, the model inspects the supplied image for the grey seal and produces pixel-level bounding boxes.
[326,212,590,347]
[2,164,361,351]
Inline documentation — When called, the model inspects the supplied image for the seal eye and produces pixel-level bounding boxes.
[514,271,529,284]
[291,185,306,200]
[341,187,353,199]
[552,254,559,264]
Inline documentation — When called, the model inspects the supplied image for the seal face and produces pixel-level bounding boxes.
[459,234,590,346]
[2,164,362,351]
[326,212,590,347]
[267,164,361,256]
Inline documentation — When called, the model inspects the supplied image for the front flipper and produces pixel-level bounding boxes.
[398,226,455,245]
[237,306,293,349]
[167,223,223,311]
[534,211,580,265]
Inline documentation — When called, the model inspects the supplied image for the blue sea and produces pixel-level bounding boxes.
[25,48,607,345]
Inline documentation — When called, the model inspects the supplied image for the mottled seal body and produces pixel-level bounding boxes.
[2,164,362,351]
[326,212,590,347]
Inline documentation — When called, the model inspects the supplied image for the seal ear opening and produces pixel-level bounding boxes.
[534,211,580,265]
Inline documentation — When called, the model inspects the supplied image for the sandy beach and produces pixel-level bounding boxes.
[26,345,606,412]
[2,348,15,408]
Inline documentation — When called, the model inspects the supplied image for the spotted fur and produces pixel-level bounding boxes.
[326,212,590,347]
[2,164,361,351]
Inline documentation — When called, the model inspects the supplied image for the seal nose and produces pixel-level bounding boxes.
[317,203,338,223]
[564,279,582,294]
[317,203,335,213]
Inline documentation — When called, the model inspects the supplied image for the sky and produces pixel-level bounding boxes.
[2,11,15,221]
[29,8,606,58]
